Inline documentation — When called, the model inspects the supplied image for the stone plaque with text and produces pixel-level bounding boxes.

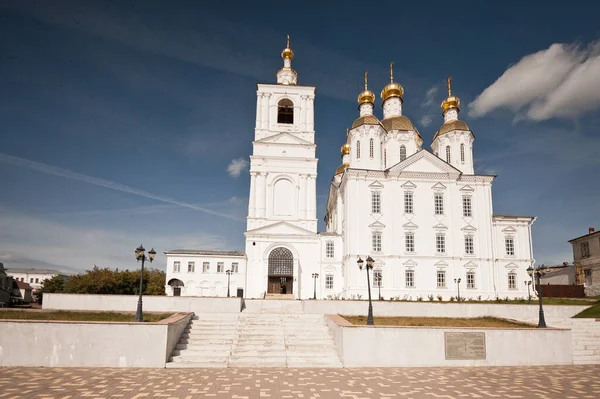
[444,332,486,360]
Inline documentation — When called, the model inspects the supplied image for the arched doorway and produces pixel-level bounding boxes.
[167,278,184,296]
[268,247,293,294]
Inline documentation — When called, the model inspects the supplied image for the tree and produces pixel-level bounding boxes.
[63,266,166,296]
[35,275,66,304]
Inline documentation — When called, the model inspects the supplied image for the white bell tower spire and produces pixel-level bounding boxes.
[276,35,298,85]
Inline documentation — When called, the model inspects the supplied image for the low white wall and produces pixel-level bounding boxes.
[43,294,241,313]
[306,301,587,321]
[326,315,573,367]
[0,313,192,368]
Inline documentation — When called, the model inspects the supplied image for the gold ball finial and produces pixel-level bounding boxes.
[281,34,294,60]
[381,61,404,101]
[441,76,460,112]
[341,143,350,156]
[357,71,375,105]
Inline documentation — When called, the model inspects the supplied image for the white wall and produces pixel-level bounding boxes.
[0,313,192,367]
[43,294,242,313]
[326,315,572,367]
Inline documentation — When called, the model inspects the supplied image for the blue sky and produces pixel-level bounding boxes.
[1,0,599,273]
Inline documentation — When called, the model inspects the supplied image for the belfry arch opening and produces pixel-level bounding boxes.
[277,99,294,124]
[267,247,293,294]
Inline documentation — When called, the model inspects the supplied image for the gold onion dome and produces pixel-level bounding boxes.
[358,71,375,105]
[441,76,460,112]
[281,34,294,60]
[341,143,350,155]
[381,62,404,101]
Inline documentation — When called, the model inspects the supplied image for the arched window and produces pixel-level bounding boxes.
[400,145,406,161]
[356,141,361,159]
[445,146,451,163]
[369,138,374,158]
[277,99,294,124]
[460,143,465,162]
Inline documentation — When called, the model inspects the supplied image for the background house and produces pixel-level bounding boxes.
[0,263,13,307]
[5,268,67,291]
[14,280,33,303]
[569,227,600,296]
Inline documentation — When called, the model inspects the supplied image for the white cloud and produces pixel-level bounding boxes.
[227,158,249,178]
[421,86,439,108]
[419,115,434,127]
[0,153,243,221]
[469,42,600,121]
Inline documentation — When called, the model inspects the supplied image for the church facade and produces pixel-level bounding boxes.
[166,38,536,301]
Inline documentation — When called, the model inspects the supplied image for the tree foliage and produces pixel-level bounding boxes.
[35,274,67,303]
[41,266,166,297]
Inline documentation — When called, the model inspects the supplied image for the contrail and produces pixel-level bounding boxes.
[0,153,244,222]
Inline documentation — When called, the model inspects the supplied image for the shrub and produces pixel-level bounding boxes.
[428,294,435,301]
[437,295,443,301]
[449,296,455,302]
[417,296,423,302]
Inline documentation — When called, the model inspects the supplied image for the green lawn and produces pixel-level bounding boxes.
[573,302,600,318]
[342,315,533,328]
[0,310,172,322]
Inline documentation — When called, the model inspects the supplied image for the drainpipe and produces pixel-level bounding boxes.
[529,217,538,295]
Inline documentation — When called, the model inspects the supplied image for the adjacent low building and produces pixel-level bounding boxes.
[164,250,246,297]
[569,227,600,296]
[0,263,13,306]
[5,268,67,290]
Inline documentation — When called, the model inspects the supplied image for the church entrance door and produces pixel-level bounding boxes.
[267,247,293,295]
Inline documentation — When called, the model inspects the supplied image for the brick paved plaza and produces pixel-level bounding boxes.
[1,366,599,399]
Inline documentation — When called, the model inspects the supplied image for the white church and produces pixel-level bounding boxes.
[165,38,536,301]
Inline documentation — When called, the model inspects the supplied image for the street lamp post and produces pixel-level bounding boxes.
[312,273,319,300]
[524,280,532,304]
[226,270,232,297]
[529,265,547,328]
[357,256,375,326]
[454,278,461,303]
[134,245,156,323]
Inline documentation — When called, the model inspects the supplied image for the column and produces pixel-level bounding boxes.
[307,175,316,220]
[261,94,270,130]
[255,93,262,130]
[248,172,257,218]
[299,174,307,219]
[307,97,314,131]
[300,95,307,131]
[257,173,267,218]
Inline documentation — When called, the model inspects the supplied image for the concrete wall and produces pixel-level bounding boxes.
[43,294,241,313]
[326,315,572,367]
[0,313,192,368]
[305,300,587,321]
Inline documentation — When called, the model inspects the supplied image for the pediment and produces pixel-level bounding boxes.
[461,224,477,232]
[255,132,312,146]
[502,226,517,233]
[369,220,386,229]
[245,221,315,236]
[403,221,419,229]
[432,182,447,190]
[369,180,384,188]
[401,181,416,189]
[403,259,417,266]
[435,261,448,267]
[459,185,475,192]
[433,223,448,230]
[504,262,518,269]
[388,150,462,174]
[463,261,478,268]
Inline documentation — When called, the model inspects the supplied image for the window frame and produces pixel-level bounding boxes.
[405,270,415,288]
[405,232,415,253]
[369,138,374,158]
[400,145,407,161]
[173,261,181,273]
[465,235,474,255]
[437,270,446,288]
[277,98,294,124]
[466,271,475,289]
[372,231,382,252]
[434,192,444,215]
[436,233,446,254]
[217,262,224,273]
[371,191,381,214]
[404,191,414,214]
[356,140,361,159]
[446,146,451,163]
[202,262,210,273]
[505,236,515,256]
[462,195,472,217]
[325,241,334,258]
[188,261,195,273]
[373,269,382,288]
[581,242,590,258]
[231,262,239,273]
[460,143,465,163]
[325,274,334,290]
[508,271,517,290]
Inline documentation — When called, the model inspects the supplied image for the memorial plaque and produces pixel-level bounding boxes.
[444,332,486,360]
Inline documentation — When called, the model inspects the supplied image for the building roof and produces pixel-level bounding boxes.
[6,268,64,275]
[492,214,536,220]
[164,249,245,257]
[568,229,600,243]
[16,280,33,290]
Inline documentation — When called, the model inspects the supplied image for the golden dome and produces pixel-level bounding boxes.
[281,35,294,60]
[351,114,381,129]
[341,143,350,155]
[433,120,471,140]
[381,62,404,101]
[358,71,375,105]
[381,115,417,131]
[335,162,349,175]
[441,76,460,112]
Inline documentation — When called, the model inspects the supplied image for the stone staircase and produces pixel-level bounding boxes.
[549,318,600,365]
[167,303,342,368]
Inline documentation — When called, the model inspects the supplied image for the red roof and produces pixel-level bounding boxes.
[16,280,33,290]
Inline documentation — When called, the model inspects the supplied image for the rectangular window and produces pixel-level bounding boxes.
[508,272,516,289]
[357,141,361,159]
[173,261,181,272]
[217,262,224,273]
[505,236,515,256]
[202,262,209,273]
[467,271,475,289]
[369,138,374,158]
[462,196,472,217]
[188,262,195,273]
[373,270,382,288]
[437,270,446,288]
[372,231,382,252]
[404,191,413,214]
[434,193,444,215]
[584,269,592,286]
[35,278,39,283]
[325,274,334,289]
[405,232,415,253]
[231,262,239,273]
[405,270,414,288]
[325,241,334,258]
[30,278,33,283]
[581,242,590,258]
[465,236,474,255]
[436,233,446,254]
[371,191,381,214]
